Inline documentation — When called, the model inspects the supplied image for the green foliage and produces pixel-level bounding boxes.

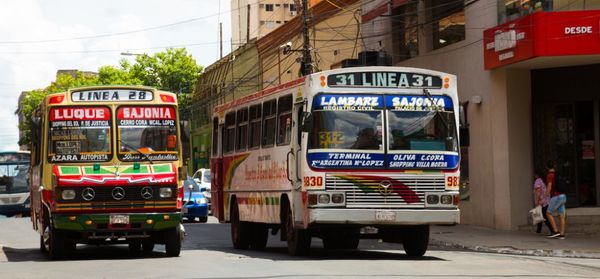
[16,48,202,147]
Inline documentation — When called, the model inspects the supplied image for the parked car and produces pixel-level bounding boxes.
[192,168,211,213]
[182,177,209,223]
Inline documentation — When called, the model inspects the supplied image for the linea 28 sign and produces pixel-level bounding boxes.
[327,71,443,88]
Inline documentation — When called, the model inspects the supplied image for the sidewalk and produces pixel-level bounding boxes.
[430,224,600,258]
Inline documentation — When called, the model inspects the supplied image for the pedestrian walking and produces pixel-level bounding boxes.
[533,170,553,234]
[545,160,567,239]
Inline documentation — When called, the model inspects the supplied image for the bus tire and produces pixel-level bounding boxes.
[250,223,268,250]
[402,225,429,257]
[45,226,66,260]
[165,226,182,257]
[230,199,250,250]
[198,216,208,223]
[285,205,311,256]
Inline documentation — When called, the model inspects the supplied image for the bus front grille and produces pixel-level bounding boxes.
[325,174,446,208]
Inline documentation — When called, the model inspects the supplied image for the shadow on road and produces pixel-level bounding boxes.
[181,222,448,262]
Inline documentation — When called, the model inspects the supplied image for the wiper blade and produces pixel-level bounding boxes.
[118,139,154,164]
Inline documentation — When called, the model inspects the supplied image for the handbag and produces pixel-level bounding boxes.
[529,205,545,224]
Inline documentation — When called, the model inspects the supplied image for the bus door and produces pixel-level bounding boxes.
[211,119,225,222]
[290,102,307,227]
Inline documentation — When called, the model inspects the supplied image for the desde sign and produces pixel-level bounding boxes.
[71,89,153,102]
[327,72,442,88]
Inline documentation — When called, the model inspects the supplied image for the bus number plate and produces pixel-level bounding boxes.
[110,215,130,224]
[375,210,396,222]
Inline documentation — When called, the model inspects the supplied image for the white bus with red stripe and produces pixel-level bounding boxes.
[211,66,460,256]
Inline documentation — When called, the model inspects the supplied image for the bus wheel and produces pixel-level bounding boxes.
[250,223,268,250]
[323,236,359,250]
[402,225,429,257]
[165,226,182,257]
[285,206,311,256]
[231,200,250,249]
[44,226,66,260]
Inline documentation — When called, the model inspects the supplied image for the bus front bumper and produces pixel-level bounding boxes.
[309,208,459,225]
[53,212,182,232]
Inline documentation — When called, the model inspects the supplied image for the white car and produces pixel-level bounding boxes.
[192,168,211,213]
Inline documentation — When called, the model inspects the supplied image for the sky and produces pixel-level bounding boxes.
[0,0,232,151]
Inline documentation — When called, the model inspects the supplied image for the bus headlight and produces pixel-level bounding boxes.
[331,193,344,204]
[61,189,76,200]
[426,194,439,204]
[318,194,330,204]
[440,195,453,205]
[159,187,173,198]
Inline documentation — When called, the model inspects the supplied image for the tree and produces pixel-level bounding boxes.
[16,48,202,147]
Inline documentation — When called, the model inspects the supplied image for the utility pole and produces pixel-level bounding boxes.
[300,0,312,76]
[219,22,223,59]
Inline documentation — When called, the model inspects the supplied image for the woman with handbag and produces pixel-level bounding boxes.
[533,170,553,234]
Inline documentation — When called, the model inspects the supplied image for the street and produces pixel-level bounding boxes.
[1,217,599,278]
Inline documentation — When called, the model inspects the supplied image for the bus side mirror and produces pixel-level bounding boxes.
[301,112,313,133]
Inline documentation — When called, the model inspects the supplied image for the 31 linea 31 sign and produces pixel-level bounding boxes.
[327,71,442,88]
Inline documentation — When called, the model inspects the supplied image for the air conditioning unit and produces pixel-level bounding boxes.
[290,11,296,16]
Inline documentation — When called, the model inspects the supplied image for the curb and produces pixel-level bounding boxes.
[429,238,600,259]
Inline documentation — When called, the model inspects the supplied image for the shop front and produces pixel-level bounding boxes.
[484,10,600,215]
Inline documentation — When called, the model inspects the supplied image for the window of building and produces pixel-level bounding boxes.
[290,4,296,11]
[262,99,277,147]
[392,2,418,62]
[277,95,293,146]
[236,108,248,151]
[265,4,274,11]
[276,21,281,24]
[275,4,280,7]
[432,0,465,50]
[249,104,262,149]
[224,112,236,153]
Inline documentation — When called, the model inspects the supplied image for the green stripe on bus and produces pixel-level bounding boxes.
[121,165,150,174]
[59,166,81,175]
[83,166,113,174]
[152,164,172,173]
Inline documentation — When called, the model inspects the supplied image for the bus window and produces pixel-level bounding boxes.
[224,112,236,153]
[236,108,249,151]
[249,104,262,149]
[262,99,277,147]
[277,95,293,146]
[212,117,219,156]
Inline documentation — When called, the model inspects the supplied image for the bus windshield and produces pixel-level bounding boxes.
[308,110,382,150]
[0,158,30,194]
[48,107,111,163]
[117,106,179,162]
[388,110,458,152]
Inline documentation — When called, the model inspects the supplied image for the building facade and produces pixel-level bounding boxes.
[192,0,361,172]
[361,0,600,232]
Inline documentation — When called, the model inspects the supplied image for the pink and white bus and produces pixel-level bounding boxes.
[211,66,460,256]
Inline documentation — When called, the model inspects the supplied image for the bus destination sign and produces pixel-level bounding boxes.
[71,89,154,102]
[327,71,443,89]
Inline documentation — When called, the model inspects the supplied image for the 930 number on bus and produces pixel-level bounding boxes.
[303,176,323,187]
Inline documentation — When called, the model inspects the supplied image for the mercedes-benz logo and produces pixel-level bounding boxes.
[82,187,95,201]
[140,187,153,200]
[378,180,393,196]
[112,187,125,200]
